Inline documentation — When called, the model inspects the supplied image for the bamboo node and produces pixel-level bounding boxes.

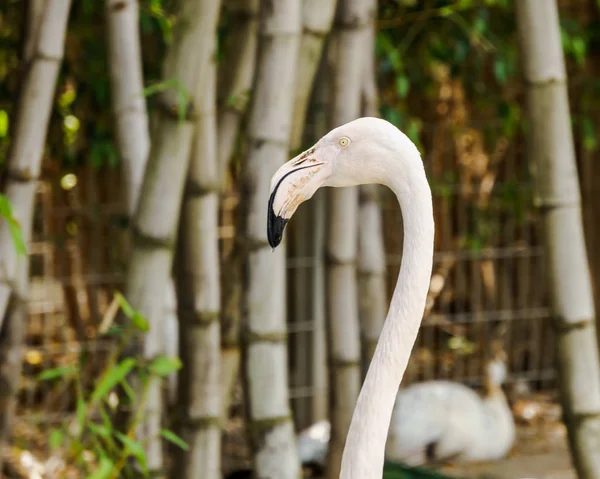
[221,89,251,113]
[109,1,127,12]
[172,414,224,430]
[5,167,38,183]
[227,5,260,19]
[564,410,600,428]
[326,252,356,266]
[334,13,372,30]
[249,415,293,445]
[358,185,381,203]
[146,467,168,479]
[525,76,566,88]
[248,136,290,150]
[303,26,330,39]
[534,198,581,212]
[179,309,220,327]
[33,52,64,63]
[330,359,361,368]
[357,269,385,277]
[184,180,221,198]
[551,315,593,333]
[220,341,240,352]
[157,95,198,121]
[244,331,288,343]
[0,278,17,290]
[236,235,271,253]
[132,226,174,250]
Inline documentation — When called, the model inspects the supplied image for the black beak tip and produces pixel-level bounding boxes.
[267,191,288,249]
[267,209,288,250]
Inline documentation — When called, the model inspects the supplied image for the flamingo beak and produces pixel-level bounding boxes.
[267,150,331,249]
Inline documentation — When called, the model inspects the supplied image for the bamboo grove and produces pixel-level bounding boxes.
[1,0,600,478]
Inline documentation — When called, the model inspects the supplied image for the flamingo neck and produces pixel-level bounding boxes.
[339,165,434,478]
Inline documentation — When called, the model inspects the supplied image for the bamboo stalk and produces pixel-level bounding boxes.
[290,0,338,150]
[217,0,260,416]
[357,19,387,375]
[123,0,222,471]
[289,0,338,430]
[217,0,260,182]
[516,2,600,476]
[239,0,302,476]
[0,0,72,328]
[105,0,150,214]
[0,1,69,469]
[174,55,222,479]
[325,0,374,476]
[309,60,330,424]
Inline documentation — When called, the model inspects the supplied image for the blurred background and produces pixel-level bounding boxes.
[0,0,599,478]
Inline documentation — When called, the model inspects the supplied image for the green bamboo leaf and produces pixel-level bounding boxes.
[88,456,114,479]
[0,195,10,218]
[142,80,172,97]
[37,366,77,381]
[148,355,182,377]
[0,110,8,138]
[119,379,137,403]
[438,6,454,16]
[226,89,251,109]
[91,358,136,402]
[142,80,190,123]
[561,29,571,53]
[493,59,508,85]
[113,291,148,330]
[177,88,187,122]
[473,15,487,34]
[76,397,86,433]
[90,142,104,169]
[406,119,422,145]
[8,219,27,255]
[114,292,134,318]
[115,432,147,470]
[88,422,111,438]
[105,325,125,337]
[0,195,27,255]
[131,311,149,332]
[49,428,63,450]
[395,76,410,99]
[582,117,598,152]
[99,404,114,432]
[571,37,586,65]
[160,429,189,451]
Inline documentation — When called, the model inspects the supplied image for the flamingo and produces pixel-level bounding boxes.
[267,117,435,478]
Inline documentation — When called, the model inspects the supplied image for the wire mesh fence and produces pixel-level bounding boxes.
[3,119,560,473]
[284,120,556,433]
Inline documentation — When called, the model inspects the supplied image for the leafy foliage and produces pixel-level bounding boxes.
[376,0,600,156]
[36,292,187,478]
[0,194,27,255]
[376,0,600,261]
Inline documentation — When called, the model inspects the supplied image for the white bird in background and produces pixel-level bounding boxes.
[296,419,330,472]
[386,349,515,466]
[268,117,435,478]
[294,350,515,472]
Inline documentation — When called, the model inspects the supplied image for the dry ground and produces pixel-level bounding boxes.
[4,392,578,479]
[440,394,576,479]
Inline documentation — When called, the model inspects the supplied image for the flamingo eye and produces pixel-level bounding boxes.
[338,137,350,148]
